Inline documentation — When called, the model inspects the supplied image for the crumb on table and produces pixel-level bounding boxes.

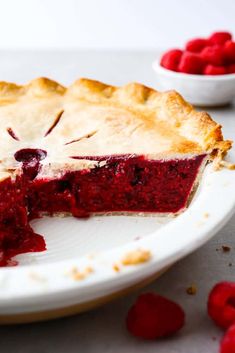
[222,245,231,253]
[186,284,197,295]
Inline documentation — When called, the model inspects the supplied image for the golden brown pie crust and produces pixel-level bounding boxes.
[0,77,231,180]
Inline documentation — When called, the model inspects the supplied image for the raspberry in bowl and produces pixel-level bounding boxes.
[153,31,235,106]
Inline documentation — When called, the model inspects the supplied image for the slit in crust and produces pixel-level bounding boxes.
[44,110,64,136]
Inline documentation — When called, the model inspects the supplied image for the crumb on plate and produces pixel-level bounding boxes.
[113,263,120,272]
[122,249,151,266]
[68,266,93,281]
[219,160,235,170]
[28,272,47,283]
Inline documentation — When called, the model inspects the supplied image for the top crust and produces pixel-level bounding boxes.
[67,78,231,156]
[0,77,231,178]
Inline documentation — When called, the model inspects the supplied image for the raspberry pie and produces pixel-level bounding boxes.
[0,78,231,266]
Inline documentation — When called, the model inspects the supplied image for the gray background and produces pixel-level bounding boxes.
[0,0,234,50]
[0,51,234,353]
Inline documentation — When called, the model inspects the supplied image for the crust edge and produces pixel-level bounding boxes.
[0,77,231,158]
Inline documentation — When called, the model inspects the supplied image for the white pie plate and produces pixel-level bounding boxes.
[0,160,234,323]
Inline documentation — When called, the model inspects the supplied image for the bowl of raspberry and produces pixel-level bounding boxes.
[153,31,235,106]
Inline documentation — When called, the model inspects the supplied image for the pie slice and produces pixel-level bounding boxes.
[0,78,231,266]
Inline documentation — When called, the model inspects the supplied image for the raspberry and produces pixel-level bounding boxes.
[208,282,235,329]
[221,325,235,353]
[223,41,235,63]
[178,52,204,74]
[160,49,183,71]
[203,64,226,75]
[186,38,208,53]
[126,292,185,339]
[227,64,235,74]
[200,46,224,66]
[209,32,232,45]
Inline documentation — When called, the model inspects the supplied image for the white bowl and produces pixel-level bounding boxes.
[152,61,235,106]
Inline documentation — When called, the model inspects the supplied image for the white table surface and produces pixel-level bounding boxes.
[0,50,234,353]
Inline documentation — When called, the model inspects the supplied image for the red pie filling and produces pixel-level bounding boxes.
[0,152,207,266]
[0,177,45,266]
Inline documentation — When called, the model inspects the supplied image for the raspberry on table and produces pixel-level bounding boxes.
[223,41,235,63]
[200,46,224,66]
[208,282,235,329]
[209,32,232,45]
[160,49,183,71]
[186,38,208,53]
[227,64,235,74]
[126,292,185,339]
[220,324,235,353]
[178,52,204,74]
[203,65,226,75]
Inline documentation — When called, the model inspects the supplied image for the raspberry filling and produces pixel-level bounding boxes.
[0,152,207,266]
[0,177,45,266]
[14,148,47,180]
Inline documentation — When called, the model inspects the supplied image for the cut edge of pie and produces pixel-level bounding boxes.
[0,77,232,266]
